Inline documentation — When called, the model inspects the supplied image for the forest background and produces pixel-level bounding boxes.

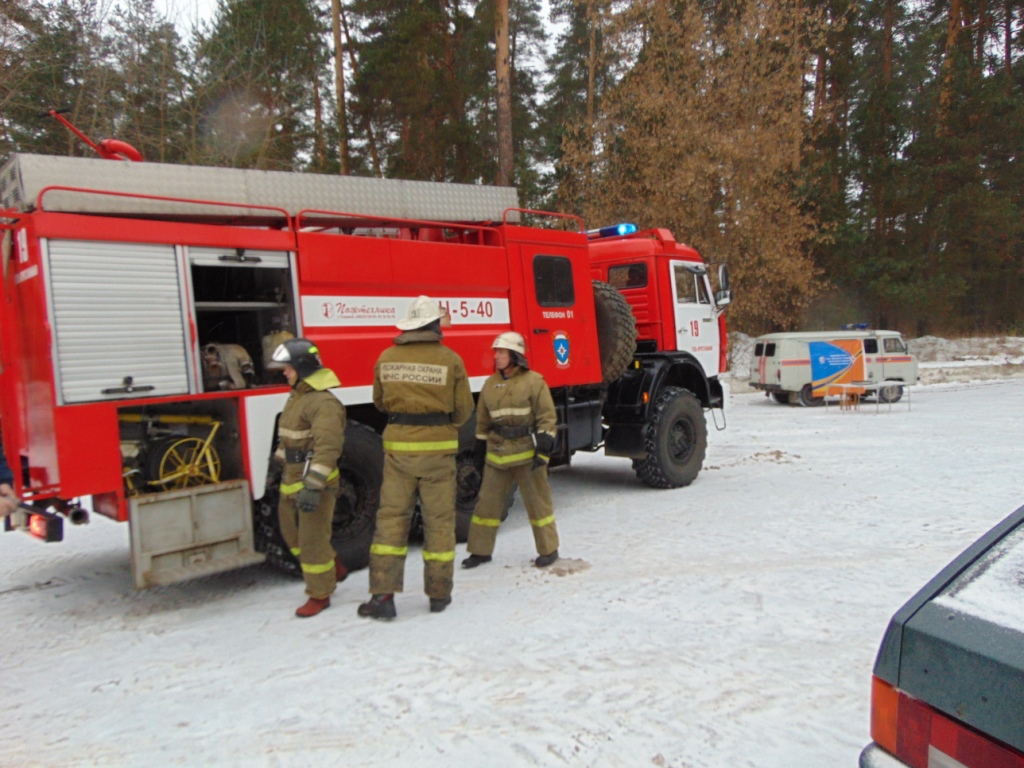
[1,0,1022,336]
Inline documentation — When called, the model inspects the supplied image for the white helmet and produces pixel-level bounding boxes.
[397,295,445,331]
[492,331,526,355]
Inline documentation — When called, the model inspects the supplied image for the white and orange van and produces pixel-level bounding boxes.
[748,329,918,406]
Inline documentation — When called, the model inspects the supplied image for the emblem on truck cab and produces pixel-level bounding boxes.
[553,332,570,368]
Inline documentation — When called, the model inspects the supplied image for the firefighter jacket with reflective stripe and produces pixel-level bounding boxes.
[476,367,557,468]
[275,368,346,492]
[373,329,473,456]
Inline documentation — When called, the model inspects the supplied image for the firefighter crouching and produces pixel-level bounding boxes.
[358,296,473,621]
[268,339,348,618]
[463,332,560,569]
[0,430,17,518]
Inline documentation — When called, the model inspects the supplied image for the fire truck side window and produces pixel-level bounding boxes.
[533,255,575,307]
[608,263,648,289]
[673,265,710,304]
[864,339,879,354]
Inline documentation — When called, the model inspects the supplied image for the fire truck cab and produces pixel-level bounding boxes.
[0,153,731,589]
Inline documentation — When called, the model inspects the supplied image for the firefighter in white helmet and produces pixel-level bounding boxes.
[267,338,348,618]
[463,331,560,569]
[358,296,474,620]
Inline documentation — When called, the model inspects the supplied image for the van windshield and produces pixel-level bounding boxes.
[884,337,908,353]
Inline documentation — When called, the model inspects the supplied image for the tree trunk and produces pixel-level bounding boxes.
[586,0,597,128]
[331,0,350,175]
[495,0,513,186]
[340,6,381,176]
[936,0,963,135]
[313,77,326,171]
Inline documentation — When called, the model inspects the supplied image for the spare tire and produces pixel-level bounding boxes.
[593,280,638,383]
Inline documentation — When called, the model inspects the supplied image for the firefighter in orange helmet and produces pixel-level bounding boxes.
[463,331,560,569]
[358,296,474,620]
[268,338,348,618]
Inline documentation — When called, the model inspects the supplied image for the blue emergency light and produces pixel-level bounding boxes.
[587,223,638,239]
[841,322,870,330]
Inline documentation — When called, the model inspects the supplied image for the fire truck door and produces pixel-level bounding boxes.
[519,248,594,387]
[670,260,720,376]
[45,240,192,403]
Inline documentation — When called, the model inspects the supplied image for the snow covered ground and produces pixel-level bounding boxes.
[2,340,1023,767]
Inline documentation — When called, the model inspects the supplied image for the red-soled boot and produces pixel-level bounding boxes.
[295,597,330,618]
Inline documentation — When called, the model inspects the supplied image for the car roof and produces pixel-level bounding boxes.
[873,502,1024,752]
[753,330,904,341]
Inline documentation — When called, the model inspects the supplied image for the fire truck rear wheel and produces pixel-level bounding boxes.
[254,421,383,576]
[632,386,707,488]
[593,280,638,384]
[330,422,384,571]
[798,384,824,407]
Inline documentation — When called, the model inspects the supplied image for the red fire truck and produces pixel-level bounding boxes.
[0,153,731,588]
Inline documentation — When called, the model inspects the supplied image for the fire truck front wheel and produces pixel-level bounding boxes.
[454,454,514,542]
[632,386,707,488]
[254,421,383,575]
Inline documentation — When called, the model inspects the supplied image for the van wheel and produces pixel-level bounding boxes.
[771,392,790,405]
[798,384,824,407]
[253,421,382,576]
[593,280,638,384]
[632,386,707,488]
[878,383,904,403]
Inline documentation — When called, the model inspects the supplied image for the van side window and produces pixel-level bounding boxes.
[533,255,575,307]
[864,339,879,354]
[608,263,647,289]
[765,343,776,356]
[884,337,907,353]
[754,342,764,356]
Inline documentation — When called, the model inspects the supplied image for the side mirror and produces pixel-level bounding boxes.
[714,264,731,308]
[717,263,730,291]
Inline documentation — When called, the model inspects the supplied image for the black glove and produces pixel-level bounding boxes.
[533,433,554,471]
[296,485,322,513]
[472,439,487,473]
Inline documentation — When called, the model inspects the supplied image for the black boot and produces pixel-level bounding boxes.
[461,554,492,569]
[535,550,559,568]
[429,596,452,613]
[357,593,396,620]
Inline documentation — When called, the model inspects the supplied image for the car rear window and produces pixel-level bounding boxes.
[765,343,776,357]
[933,523,1024,633]
[754,342,764,356]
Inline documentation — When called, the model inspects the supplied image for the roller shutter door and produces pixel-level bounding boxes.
[47,240,190,403]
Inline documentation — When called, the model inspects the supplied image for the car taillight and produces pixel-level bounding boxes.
[870,676,1024,768]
